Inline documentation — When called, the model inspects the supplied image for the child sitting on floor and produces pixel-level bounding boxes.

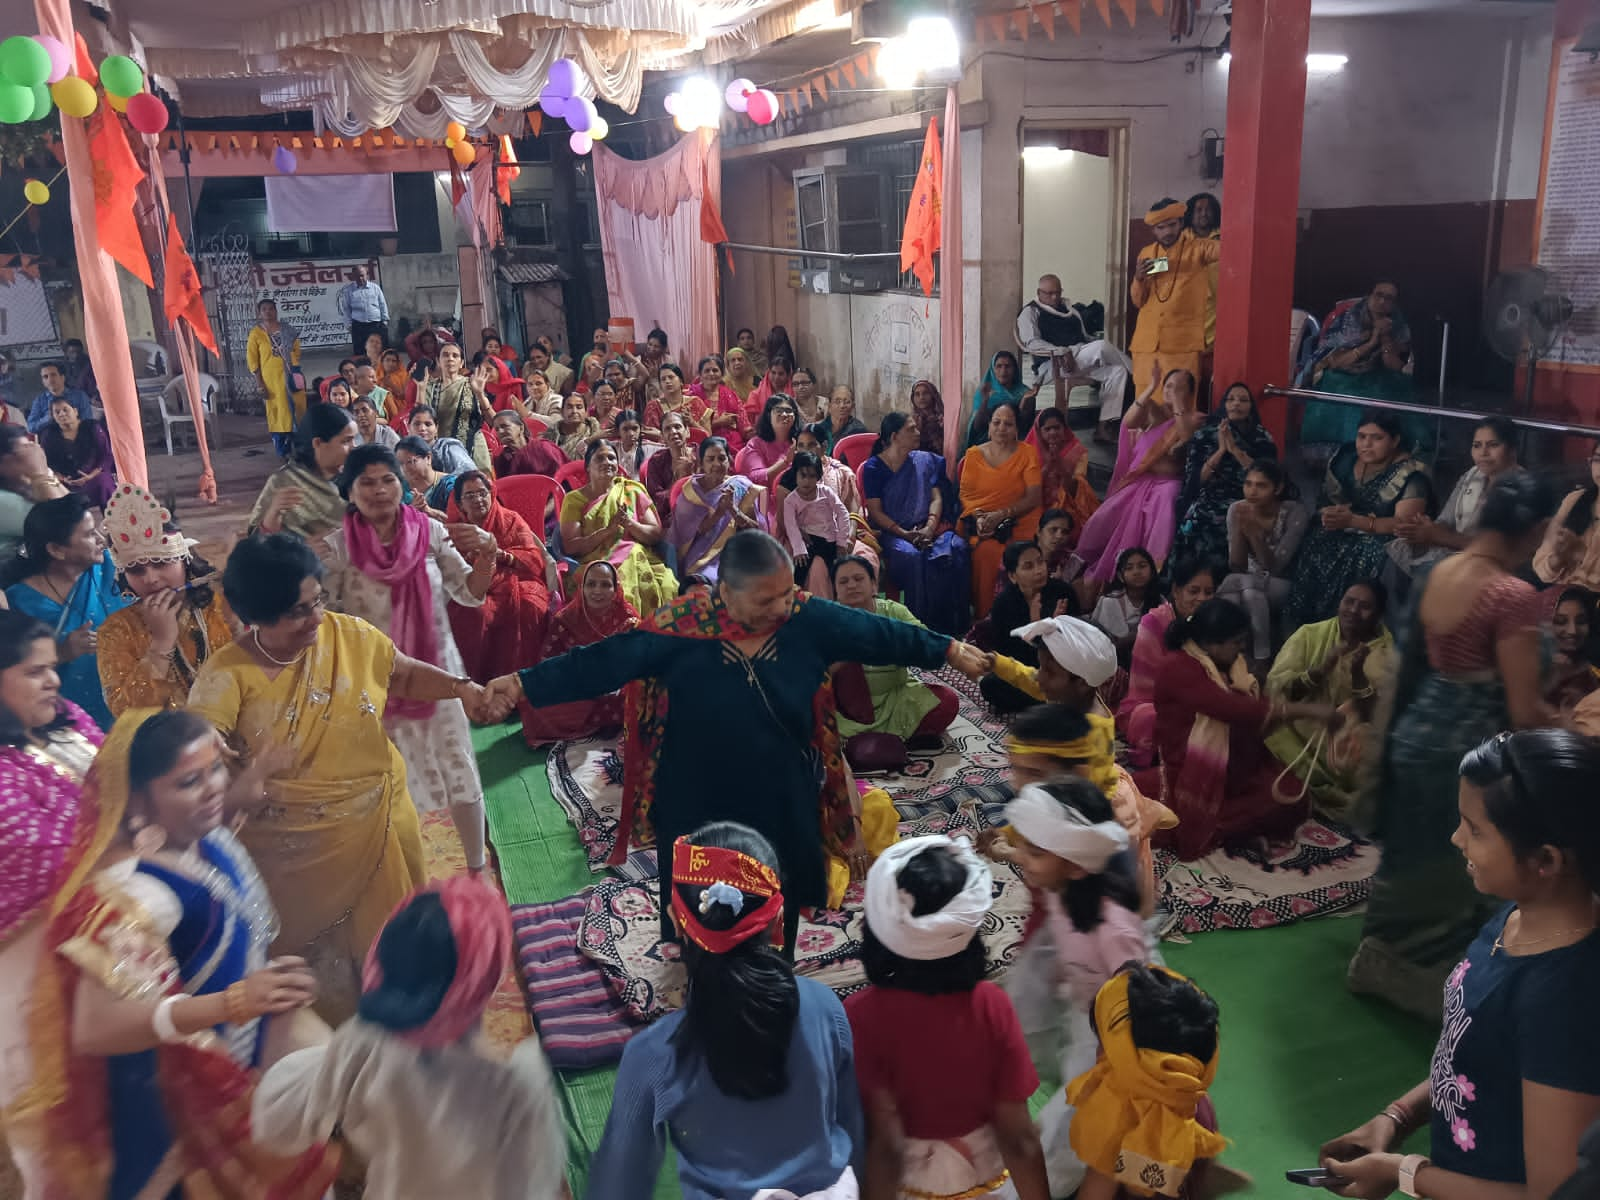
[982,776,1152,1198]
[588,821,863,1198]
[1069,964,1224,1200]
[980,541,1080,712]
[783,450,854,598]
[848,836,1049,1200]
[252,878,567,1200]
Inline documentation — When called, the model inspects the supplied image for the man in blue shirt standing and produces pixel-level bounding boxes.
[26,361,92,434]
[337,264,389,355]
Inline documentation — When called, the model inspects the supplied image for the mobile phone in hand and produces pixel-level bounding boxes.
[1286,1168,1340,1187]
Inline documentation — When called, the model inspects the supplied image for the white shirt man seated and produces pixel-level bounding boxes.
[1016,274,1133,439]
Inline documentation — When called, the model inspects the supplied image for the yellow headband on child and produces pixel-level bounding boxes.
[1005,712,1119,799]
[1066,968,1226,1198]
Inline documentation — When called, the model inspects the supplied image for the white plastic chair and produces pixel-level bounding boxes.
[159,373,219,455]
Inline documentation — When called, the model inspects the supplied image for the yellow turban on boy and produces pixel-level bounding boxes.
[1066,967,1226,1198]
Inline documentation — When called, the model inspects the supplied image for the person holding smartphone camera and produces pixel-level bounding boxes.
[1129,197,1220,396]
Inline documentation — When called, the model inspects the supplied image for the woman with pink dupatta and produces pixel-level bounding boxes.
[324,444,497,873]
[1117,556,1217,768]
[690,353,750,452]
[1074,366,1202,583]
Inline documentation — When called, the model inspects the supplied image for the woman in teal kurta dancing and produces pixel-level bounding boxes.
[487,531,988,946]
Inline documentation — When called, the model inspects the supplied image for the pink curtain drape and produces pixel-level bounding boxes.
[939,86,965,470]
[34,0,146,490]
[592,129,720,366]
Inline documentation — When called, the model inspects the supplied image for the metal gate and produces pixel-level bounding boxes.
[197,230,264,415]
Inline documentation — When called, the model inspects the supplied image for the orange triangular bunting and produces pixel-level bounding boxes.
[1092,0,1112,24]
[1012,8,1032,37]
[1036,3,1057,38]
[527,110,543,137]
[814,74,828,102]
[827,69,841,89]
[1115,0,1138,24]
[842,60,857,87]
[1151,0,1166,11]
[856,51,871,77]
[1059,0,1082,33]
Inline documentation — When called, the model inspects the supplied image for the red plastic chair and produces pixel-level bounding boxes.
[687,426,708,446]
[494,473,565,532]
[669,475,691,510]
[832,432,876,471]
[555,459,589,490]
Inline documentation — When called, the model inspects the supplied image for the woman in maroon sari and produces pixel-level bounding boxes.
[446,471,561,683]
[518,560,639,745]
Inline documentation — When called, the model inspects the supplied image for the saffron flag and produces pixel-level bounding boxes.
[899,116,942,297]
[162,212,219,356]
[88,107,152,287]
[698,154,734,274]
[496,135,521,206]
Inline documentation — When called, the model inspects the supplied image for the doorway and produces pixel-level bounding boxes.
[1020,125,1129,347]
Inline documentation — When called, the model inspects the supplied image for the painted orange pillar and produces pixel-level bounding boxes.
[1211,0,1311,444]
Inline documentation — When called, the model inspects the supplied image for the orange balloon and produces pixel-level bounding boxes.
[445,121,466,143]
[452,139,475,166]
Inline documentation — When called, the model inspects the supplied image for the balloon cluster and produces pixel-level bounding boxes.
[0,34,169,134]
[444,120,476,166]
[536,58,609,156]
[663,75,779,130]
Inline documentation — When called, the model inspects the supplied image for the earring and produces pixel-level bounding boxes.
[131,821,167,857]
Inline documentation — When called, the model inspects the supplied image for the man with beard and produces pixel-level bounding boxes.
[1129,197,1220,389]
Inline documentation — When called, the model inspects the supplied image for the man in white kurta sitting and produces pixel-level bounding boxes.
[1017,274,1132,443]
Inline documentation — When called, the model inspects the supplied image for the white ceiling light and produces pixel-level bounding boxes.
[878,14,961,89]
[1217,52,1347,72]
[1022,146,1076,166]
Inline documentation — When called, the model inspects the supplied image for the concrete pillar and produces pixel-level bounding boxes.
[1212,0,1311,440]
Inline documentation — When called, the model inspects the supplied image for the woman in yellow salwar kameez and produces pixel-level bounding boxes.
[560,440,679,612]
[247,298,307,458]
[188,534,491,1024]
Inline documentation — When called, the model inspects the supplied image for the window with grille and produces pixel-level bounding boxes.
[788,136,936,294]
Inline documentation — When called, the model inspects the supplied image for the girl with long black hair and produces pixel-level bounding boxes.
[589,821,863,1199]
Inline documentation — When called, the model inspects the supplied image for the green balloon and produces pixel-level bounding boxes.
[28,83,50,122]
[0,37,50,89]
[0,83,32,125]
[99,54,144,99]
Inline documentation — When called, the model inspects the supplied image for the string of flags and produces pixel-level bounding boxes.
[973,0,1173,42]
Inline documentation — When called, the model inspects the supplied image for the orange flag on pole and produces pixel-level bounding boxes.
[162,212,219,356]
[87,107,152,287]
[899,116,942,297]
[496,134,521,206]
[698,153,734,274]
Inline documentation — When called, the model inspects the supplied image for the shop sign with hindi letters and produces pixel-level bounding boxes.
[250,258,382,350]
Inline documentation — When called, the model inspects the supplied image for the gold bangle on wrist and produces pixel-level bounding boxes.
[223,980,252,1025]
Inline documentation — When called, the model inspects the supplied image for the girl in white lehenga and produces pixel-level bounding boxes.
[848,837,1049,1200]
[324,443,494,871]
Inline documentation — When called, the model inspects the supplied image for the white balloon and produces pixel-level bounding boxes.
[725,78,755,113]
[590,116,610,140]
[569,131,593,155]
[663,91,680,115]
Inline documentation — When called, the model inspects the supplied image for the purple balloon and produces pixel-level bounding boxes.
[538,85,568,119]
[273,145,298,174]
[567,96,597,133]
[35,35,69,85]
[547,57,580,98]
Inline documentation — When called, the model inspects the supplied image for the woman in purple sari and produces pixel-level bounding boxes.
[1075,366,1201,583]
[668,436,766,583]
[861,412,969,634]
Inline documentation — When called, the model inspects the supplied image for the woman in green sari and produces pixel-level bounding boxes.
[247,404,358,546]
[559,440,679,613]
[1265,578,1395,821]
[1286,409,1429,626]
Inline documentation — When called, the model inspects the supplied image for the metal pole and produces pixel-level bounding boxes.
[1436,320,1449,452]
[175,110,199,250]
[721,241,901,263]
[1263,385,1600,440]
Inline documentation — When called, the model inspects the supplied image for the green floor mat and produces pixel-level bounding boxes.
[475,721,1436,1196]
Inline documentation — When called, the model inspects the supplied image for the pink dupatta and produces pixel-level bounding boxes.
[344,505,440,719]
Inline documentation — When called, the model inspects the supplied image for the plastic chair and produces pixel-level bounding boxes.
[495,473,565,533]
[669,475,691,510]
[158,374,219,456]
[832,432,876,471]
[687,426,708,446]
[129,339,168,380]
[555,459,589,490]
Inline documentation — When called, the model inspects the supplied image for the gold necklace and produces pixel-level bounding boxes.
[251,628,307,669]
[1492,907,1597,956]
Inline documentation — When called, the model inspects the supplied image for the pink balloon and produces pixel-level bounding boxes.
[569,131,593,155]
[35,35,69,85]
[725,78,755,114]
[747,89,779,126]
[663,92,680,116]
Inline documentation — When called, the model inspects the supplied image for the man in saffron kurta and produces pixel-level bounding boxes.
[1129,198,1220,390]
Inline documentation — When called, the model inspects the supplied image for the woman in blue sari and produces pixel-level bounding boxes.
[13,708,336,1198]
[967,350,1034,449]
[1286,409,1430,626]
[862,412,970,635]
[4,494,127,729]
[668,435,765,583]
[1172,381,1276,567]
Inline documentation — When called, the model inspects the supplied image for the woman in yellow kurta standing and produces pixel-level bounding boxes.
[959,403,1043,619]
[187,534,491,1024]
[247,298,307,458]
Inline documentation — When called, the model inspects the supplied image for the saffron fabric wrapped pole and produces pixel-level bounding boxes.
[34,0,147,489]
[939,84,965,470]
[592,128,721,367]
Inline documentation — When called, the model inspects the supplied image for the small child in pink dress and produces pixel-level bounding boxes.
[783,450,853,598]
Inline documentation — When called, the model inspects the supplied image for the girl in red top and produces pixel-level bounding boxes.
[848,836,1048,1200]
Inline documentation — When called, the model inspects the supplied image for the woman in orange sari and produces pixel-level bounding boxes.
[518,560,639,744]
[958,403,1043,618]
[1031,407,1100,539]
[446,471,561,683]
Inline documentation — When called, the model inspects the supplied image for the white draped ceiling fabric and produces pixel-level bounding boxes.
[592,129,720,367]
[134,0,860,127]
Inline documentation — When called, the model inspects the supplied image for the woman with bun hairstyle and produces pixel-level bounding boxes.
[588,821,863,1199]
[254,877,566,1200]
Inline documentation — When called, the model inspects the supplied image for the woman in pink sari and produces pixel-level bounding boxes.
[1117,556,1217,768]
[689,353,749,452]
[1075,366,1201,583]
[735,394,802,487]
[668,436,765,583]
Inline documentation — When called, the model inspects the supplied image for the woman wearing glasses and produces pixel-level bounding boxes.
[187,533,491,1024]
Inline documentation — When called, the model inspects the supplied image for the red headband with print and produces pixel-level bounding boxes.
[669,835,786,953]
